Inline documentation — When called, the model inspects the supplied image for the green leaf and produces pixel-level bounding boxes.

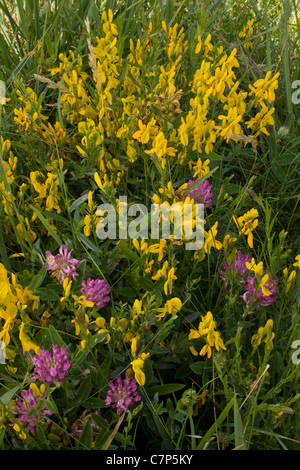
[77,376,91,403]
[138,277,156,292]
[35,287,60,301]
[143,358,153,387]
[146,383,185,396]
[118,287,137,297]
[78,420,93,450]
[91,413,109,430]
[81,398,106,409]
[0,385,20,405]
[70,193,89,212]
[77,232,102,253]
[89,331,110,349]
[29,267,47,292]
[273,153,300,166]
[196,395,235,450]
[175,364,191,379]
[190,361,205,375]
[234,396,247,450]
[46,397,59,415]
[49,325,65,348]
[118,243,139,262]
[30,205,63,246]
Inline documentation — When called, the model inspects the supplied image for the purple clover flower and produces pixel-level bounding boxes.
[241,275,278,310]
[219,251,252,290]
[105,376,141,414]
[31,345,71,386]
[45,244,82,284]
[81,278,111,308]
[13,388,53,434]
[185,178,213,208]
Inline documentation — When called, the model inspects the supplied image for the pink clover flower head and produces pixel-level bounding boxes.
[81,278,111,308]
[105,376,141,414]
[31,345,71,386]
[241,274,278,310]
[219,251,252,289]
[13,388,53,434]
[45,244,82,284]
[185,178,213,207]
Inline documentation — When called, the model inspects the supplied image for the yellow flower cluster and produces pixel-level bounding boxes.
[251,319,275,350]
[189,311,226,358]
[0,263,39,359]
[233,208,259,248]
[238,19,255,49]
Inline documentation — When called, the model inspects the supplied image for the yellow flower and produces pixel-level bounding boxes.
[246,105,275,137]
[156,297,182,321]
[90,316,111,343]
[293,255,300,269]
[284,269,297,293]
[145,131,176,169]
[233,208,259,248]
[132,299,144,319]
[61,278,72,302]
[164,267,177,295]
[203,222,223,254]
[132,118,156,144]
[94,171,110,192]
[19,322,40,355]
[72,294,94,308]
[131,352,150,386]
[13,424,27,440]
[249,71,280,105]
[222,234,237,252]
[147,239,167,261]
[251,319,275,350]
[189,311,226,358]
[245,258,264,276]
